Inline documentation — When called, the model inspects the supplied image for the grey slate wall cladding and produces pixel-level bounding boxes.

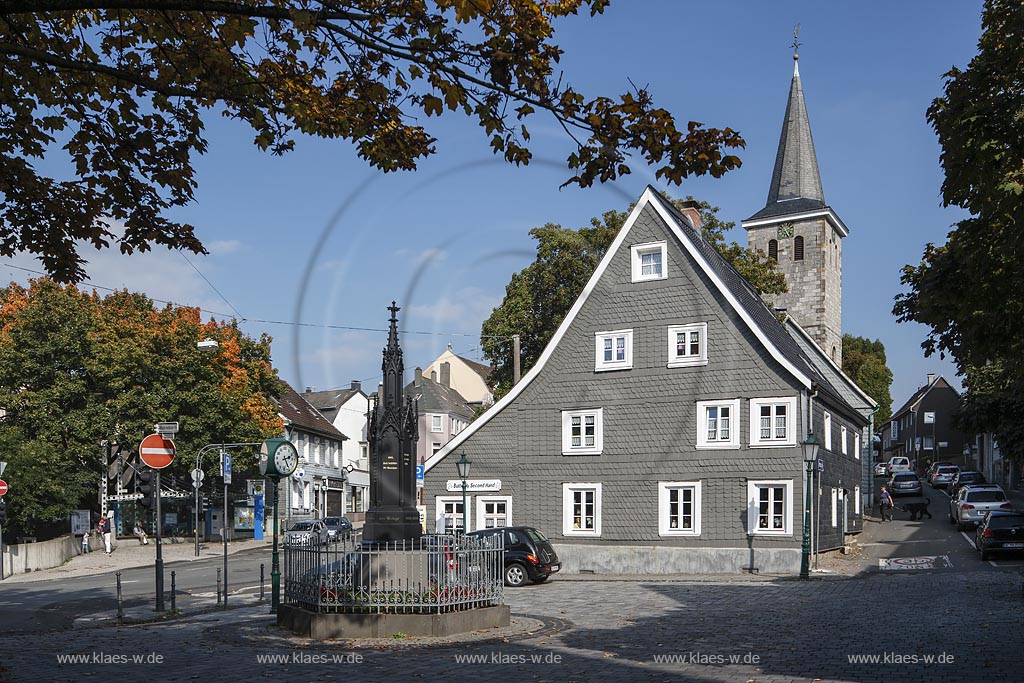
[425,203,821,566]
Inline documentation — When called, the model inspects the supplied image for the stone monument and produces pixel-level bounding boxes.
[362,302,422,544]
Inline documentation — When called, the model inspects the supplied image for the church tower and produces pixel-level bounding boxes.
[742,50,848,365]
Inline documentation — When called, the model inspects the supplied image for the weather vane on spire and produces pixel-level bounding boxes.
[791,23,801,60]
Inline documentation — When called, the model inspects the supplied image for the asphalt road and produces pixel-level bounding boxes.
[0,546,272,633]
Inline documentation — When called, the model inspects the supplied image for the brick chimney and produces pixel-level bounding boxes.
[414,367,422,388]
[679,199,703,233]
[350,380,361,392]
[440,361,451,388]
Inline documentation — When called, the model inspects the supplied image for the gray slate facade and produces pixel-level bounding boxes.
[424,188,873,574]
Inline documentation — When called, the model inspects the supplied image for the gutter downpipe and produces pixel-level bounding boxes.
[807,385,819,572]
[865,406,880,513]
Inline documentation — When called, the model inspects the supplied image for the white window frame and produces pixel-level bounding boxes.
[823,412,832,451]
[630,241,667,282]
[747,479,793,536]
[594,329,633,372]
[435,496,470,533]
[667,323,708,368]
[841,425,848,456]
[854,485,861,514]
[696,399,741,449]
[475,496,512,530]
[430,414,443,433]
[749,397,798,447]
[658,481,702,536]
[561,408,604,455]
[562,483,602,536]
[855,433,861,460]
[831,488,838,527]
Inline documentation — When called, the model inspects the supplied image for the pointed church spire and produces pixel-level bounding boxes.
[760,39,825,214]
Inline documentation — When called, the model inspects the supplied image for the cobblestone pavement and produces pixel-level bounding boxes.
[1,569,1020,683]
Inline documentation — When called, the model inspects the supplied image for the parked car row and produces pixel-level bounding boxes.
[282,517,354,546]
[975,510,1024,561]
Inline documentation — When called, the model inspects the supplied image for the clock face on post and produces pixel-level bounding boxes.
[274,441,299,476]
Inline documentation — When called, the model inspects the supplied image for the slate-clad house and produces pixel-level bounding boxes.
[424,187,873,573]
[884,374,968,470]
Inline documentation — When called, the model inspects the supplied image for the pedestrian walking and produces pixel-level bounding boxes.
[133,520,149,545]
[99,516,112,554]
[81,530,90,554]
[879,486,894,522]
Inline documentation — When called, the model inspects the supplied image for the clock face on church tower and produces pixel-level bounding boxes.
[777,223,795,239]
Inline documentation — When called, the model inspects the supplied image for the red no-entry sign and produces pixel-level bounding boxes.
[139,433,175,469]
[0,479,7,495]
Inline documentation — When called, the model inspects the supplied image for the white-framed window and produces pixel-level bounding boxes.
[562,483,602,536]
[430,414,443,433]
[749,397,797,447]
[854,485,861,514]
[475,496,512,530]
[594,329,633,372]
[667,323,708,367]
[658,481,702,536]
[561,408,603,455]
[841,425,848,455]
[923,435,934,450]
[435,496,469,533]
[631,241,667,282]
[696,399,741,449]
[747,480,793,536]
[831,488,838,527]
[855,433,861,461]
[824,412,832,451]
[432,443,442,455]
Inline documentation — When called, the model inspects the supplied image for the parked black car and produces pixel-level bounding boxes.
[975,511,1024,561]
[466,526,560,587]
[948,471,987,498]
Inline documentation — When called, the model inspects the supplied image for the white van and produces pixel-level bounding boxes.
[886,456,911,474]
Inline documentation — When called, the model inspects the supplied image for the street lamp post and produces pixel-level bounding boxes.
[800,431,820,579]
[456,452,471,533]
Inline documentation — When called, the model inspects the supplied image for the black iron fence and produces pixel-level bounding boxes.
[283,532,504,614]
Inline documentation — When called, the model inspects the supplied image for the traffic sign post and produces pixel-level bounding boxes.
[0,479,8,496]
[139,434,175,470]
[221,451,231,607]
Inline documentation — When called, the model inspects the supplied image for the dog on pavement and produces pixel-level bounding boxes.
[900,499,932,520]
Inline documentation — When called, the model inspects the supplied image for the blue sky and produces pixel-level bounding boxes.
[3,1,983,408]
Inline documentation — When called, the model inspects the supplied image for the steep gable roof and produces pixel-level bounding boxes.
[455,354,492,382]
[425,187,865,472]
[784,317,877,415]
[303,387,362,423]
[406,375,475,419]
[890,375,959,420]
[275,381,348,440]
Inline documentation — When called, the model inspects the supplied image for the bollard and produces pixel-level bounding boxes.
[116,571,124,620]
[216,567,222,605]
[170,571,176,611]
[260,563,265,600]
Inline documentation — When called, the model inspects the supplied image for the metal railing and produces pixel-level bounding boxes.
[283,532,504,614]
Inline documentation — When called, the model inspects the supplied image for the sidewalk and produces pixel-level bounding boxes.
[2,536,270,584]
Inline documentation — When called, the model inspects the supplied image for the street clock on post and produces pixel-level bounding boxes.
[259,438,298,479]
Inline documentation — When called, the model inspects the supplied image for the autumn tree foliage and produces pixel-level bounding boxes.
[893,1,1024,458]
[481,196,785,398]
[0,278,283,531]
[0,1,744,282]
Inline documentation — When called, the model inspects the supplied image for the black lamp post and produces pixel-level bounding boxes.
[800,431,820,579]
[456,452,471,533]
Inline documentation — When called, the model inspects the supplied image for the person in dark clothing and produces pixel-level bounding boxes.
[879,486,894,522]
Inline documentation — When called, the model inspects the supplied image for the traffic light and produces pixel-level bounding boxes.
[0,499,7,525]
[138,470,155,509]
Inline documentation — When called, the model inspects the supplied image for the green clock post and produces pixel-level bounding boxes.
[259,437,298,612]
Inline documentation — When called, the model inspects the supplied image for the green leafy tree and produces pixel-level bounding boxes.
[481,196,785,398]
[893,0,1024,456]
[0,279,283,532]
[841,334,893,423]
[0,1,744,282]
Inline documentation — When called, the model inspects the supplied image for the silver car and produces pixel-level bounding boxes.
[949,485,1011,530]
[283,519,329,546]
[931,465,960,489]
[888,471,923,496]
